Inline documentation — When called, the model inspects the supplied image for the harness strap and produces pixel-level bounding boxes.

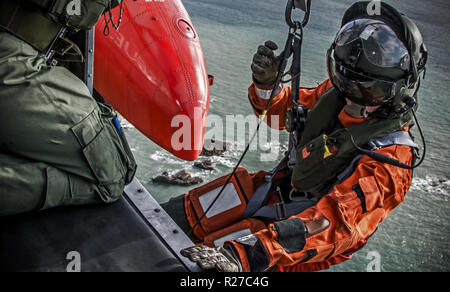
[368,130,418,150]
[0,0,63,53]
[240,156,290,220]
[337,155,363,183]
[0,0,85,62]
[240,176,273,219]
[288,134,298,167]
[51,36,84,62]
[251,196,316,220]
[327,130,418,194]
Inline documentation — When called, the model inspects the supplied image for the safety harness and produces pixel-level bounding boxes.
[0,1,68,60]
[291,87,416,196]
[241,87,419,220]
[243,132,417,220]
[0,0,121,62]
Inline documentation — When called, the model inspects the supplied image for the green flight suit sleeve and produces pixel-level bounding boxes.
[0,31,136,216]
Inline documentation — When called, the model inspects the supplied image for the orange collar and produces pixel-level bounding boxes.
[338,109,371,128]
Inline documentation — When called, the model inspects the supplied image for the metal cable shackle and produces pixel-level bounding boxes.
[285,0,312,30]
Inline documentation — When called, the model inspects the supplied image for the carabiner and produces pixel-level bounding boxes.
[285,0,312,31]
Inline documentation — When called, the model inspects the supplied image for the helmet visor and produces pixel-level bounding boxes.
[335,18,409,69]
[329,54,397,106]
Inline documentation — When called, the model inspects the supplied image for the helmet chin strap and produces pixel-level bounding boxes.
[344,103,370,118]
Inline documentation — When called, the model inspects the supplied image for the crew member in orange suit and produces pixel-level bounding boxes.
[168,1,428,272]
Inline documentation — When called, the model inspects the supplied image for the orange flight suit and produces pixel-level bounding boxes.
[226,80,415,272]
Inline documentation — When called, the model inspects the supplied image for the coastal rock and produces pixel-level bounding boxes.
[201,139,231,157]
[152,170,203,186]
[194,159,216,170]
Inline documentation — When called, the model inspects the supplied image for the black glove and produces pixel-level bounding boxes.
[251,40,281,86]
[181,245,242,272]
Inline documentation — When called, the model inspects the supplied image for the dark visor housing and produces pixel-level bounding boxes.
[335,19,410,70]
[328,53,401,106]
[328,18,410,106]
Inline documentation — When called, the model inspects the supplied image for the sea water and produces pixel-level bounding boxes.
[123,0,450,272]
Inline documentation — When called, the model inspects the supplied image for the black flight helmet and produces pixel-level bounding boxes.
[327,1,427,108]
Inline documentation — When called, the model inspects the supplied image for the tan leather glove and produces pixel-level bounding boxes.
[181,245,242,272]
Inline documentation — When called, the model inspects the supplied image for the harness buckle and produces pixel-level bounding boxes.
[367,140,380,150]
[274,203,287,220]
[45,26,67,60]
[45,27,84,63]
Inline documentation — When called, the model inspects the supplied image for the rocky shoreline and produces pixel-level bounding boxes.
[152,139,231,186]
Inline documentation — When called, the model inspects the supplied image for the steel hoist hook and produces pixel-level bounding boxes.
[285,0,312,32]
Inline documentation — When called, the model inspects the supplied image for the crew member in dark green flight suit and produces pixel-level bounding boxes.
[0,0,136,216]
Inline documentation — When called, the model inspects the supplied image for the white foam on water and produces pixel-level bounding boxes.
[213,155,237,168]
[411,176,450,197]
[149,151,187,166]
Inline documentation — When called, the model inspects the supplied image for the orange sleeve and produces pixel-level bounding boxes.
[248,79,334,130]
[233,143,414,271]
